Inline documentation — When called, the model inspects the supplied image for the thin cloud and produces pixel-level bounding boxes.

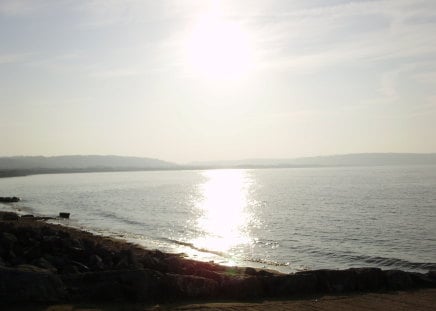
[0,0,34,16]
[0,52,32,64]
[252,1,436,73]
[89,68,142,79]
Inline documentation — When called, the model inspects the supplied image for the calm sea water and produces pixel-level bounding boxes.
[1,166,435,273]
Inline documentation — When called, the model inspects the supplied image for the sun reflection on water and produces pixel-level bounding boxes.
[192,169,254,253]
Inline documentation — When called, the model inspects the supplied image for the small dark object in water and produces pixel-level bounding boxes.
[59,212,70,219]
[0,196,20,203]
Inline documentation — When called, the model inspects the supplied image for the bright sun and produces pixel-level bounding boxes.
[185,8,253,80]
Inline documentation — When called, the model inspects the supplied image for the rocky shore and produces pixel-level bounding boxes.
[0,211,435,305]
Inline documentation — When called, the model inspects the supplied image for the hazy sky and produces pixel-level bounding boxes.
[1,0,435,163]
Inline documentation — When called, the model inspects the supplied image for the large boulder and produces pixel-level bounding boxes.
[0,232,18,249]
[409,272,436,288]
[0,212,19,221]
[219,276,264,299]
[384,270,415,290]
[62,269,165,302]
[353,267,386,291]
[311,269,358,293]
[310,268,386,293]
[0,265,66,302]
[262,272,318,297]
[383,269,436,290]
[165,273,220,300]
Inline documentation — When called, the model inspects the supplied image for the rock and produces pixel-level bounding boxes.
[384,270,415,290]
[94,246,114,266]
[220,276,263,299]
[257,269,274,277]
[312,269,358,293]
[312,268,386,293]
[62,269,164,302]
[2,218,435,303]
[12,241,24,257]
[70,238,83,248]
[59,212,70,219]
[115,256,130,269]
[1,212,19,221]
[41,235,62,252]
[58,230,70,239]
[35,216,56,221]
[71,260,90,272]
[5,249,16,262]
[194,268,222,282]
[114,249,141,269]
[21,226,42,242]
[68,246,87,262]
[164,256,183,273]
[245,267,257,275]
[353,267,386,291]
[81,238,96,250]
[409,272,436,288]
[1,232,18,249]
[34,257,58,273]
[63,265,80,274]
[428,270,436,281]
[166,273,219,300]
[140,254,158,270]
[89,254,104,270]
[15,264,50,273]
[0,265,66,302]
[290,272,318,295]
[15,227,34,245]
[41,226,57,237]
[21,214,35,220]
[263,272,318,297]
[10,254,26,266]
[24,244,42,261]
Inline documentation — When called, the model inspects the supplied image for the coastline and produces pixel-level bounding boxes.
[1,210,435,308]
[0,166,314,180]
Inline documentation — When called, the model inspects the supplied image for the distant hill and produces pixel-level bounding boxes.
[1,153,436,178]
[0,155,177,171]
[190,153,436,168]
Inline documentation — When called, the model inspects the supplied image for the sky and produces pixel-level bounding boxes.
[1,0,436,163]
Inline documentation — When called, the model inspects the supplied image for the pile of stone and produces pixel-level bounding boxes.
[0,212,435,304]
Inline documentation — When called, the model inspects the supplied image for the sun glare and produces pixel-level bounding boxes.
[192,170,253,252]
[185,6,253,80]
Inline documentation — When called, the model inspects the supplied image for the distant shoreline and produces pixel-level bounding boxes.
[1,153,435,179]
[2,163,436,179]
[0,165,320,179]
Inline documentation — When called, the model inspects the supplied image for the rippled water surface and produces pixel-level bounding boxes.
[1,166,435,272]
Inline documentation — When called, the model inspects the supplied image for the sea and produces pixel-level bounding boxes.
[1,166,435,273]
